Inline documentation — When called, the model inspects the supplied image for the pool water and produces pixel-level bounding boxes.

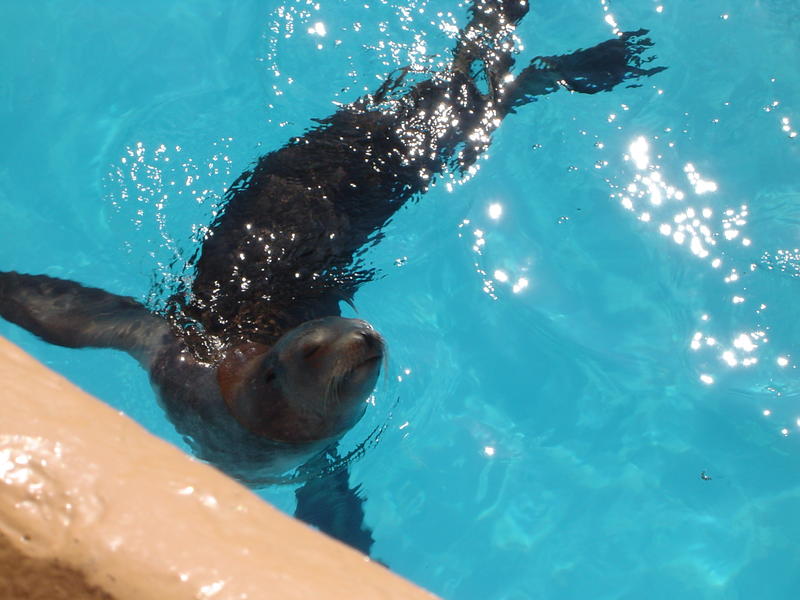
[2,1,800,598]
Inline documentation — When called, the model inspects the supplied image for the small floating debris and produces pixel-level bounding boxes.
[700,470,712,481]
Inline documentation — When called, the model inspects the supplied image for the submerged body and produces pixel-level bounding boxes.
[0,0,664,552]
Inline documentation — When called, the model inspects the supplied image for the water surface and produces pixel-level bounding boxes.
[2,1,799,598]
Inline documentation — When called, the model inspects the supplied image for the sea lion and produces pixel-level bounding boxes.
[0,0,664,553]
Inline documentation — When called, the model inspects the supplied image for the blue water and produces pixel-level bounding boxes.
[2,1,800,598]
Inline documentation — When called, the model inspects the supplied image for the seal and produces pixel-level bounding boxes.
[0,0,664,553]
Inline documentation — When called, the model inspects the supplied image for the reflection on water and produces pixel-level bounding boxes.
[611,130,800,426]
[104,138,234,308]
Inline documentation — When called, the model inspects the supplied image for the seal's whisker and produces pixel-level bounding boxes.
[323,368,341,412]
[322,374,334,412]
[331,375,344,410]
[381,348,391,388]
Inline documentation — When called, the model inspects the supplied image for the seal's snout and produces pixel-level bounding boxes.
[314,318,384,409]
[345,322,384,359]
[360,330,383,358]
[294,317,384,366]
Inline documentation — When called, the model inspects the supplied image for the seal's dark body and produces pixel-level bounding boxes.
[186,81,474,347]
[183,15,664,350]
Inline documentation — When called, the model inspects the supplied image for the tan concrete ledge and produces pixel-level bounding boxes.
[0,336,435,600]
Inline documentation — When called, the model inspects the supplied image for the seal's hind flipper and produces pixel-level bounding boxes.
[0,271,170,365]
[506,29,667,109]
[294,449,375,556]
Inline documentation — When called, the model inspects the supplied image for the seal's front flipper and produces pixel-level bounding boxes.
[294,449,375,556]
[506,29,667,109]
[0,271,170,364]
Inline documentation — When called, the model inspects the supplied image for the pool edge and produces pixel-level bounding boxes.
[0,335,436,600]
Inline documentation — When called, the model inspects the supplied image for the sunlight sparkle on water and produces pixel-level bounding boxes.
[488,202,503,220]
[690,332,702,350]
[722,351,737,367]
[733,333,757,353]
[628,136,650,170]
[308,22,327,36]
[780,116,798,138]
[684,163,718,194]
[616,137,758,280]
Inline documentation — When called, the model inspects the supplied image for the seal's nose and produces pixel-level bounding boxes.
[348,318,374,331]
[339,323,384,359]
[357,328,384,352]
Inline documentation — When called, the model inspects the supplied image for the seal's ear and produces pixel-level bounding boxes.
[0,271,171,366]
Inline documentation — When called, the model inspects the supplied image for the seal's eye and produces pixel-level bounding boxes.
[303,343,322,359]
[264,369,277,384]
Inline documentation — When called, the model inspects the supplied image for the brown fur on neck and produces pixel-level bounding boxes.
[216,341,270,411]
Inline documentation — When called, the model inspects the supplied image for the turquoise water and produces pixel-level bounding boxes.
[2,1,800,598]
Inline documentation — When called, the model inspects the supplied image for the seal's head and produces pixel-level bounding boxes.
[221,317,384,443]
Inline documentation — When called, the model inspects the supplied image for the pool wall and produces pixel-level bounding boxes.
[0,335,435,599]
